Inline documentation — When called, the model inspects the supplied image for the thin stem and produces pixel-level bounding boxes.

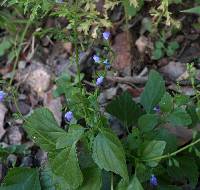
[9,19,31,86]
[74,0,82,92]
[111,173,114,190]
[142,138,200,162]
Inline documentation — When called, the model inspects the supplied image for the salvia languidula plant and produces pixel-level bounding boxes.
[1,0,200,190]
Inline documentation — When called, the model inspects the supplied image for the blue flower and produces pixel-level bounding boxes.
[153,105,160,113]
[150,175,158,186]
[103,31,110,40]
[0,91,6,102]
[96,76,104,86]
[103,59,111,69]
[93,55,100,63]
[65,111,73,122]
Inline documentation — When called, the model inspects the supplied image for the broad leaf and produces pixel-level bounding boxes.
[50,144,83,190]
[78,167,102,190]
[56,124,84,149]
[117,175,144,190]
[159,92,173,113]
[23,108,65,152]
[92,129,128,180]
[167,108,192,126]
[106,91,143,127]
[138,114,159,133]
[0,167,41,190]
[141,140,166,167]
[140,70,165,113]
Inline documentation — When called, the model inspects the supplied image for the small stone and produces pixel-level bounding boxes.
[159,61,186,81]
[7,154,17,167]
[21,156,33,167]
[0,103,7,139]
[7,126,23,145]
[135,36,149,53]
[35,149,48,166]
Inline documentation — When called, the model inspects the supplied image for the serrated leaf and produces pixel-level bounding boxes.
[140,70,165,113]
[159,92,173,112]
[0,167,41,190]
[50,144,83,190]
[141,140,166,167]
[167,108,192,126]
[78,167,102,190]
[182,6,200,15]
[138,114,159,133]
[56,124,84,149]
[106,91,143,127]
[92,129,128,180]
[23,108,65,152]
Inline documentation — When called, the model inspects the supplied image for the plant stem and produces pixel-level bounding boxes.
[143,138,200,162]
[74,0,81,92]
[111,173,114,190]
[9,19,31,86]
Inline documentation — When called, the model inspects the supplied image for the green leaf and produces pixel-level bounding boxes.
[141,140,166,167]
[152,48,164,60]
[174,94,189,106]
[187,105,200,128]
[0,38,12,57]
[140,70,165,113]
[158,185,181,190]
[56,124,84,149]
[78,167,102,190]
[167,108,192,126]
[166,42,179,57]
[0,167,41,190]
[167,157,198,188]
[122,0,144,17]
[117,175,144,190]
[181,6,200,15]
[138,114,159,133]
[106,91,143,127]
[159,92,173,112]
[50,144,83,190]
[92,129,128,180]
[40,166,56,190]
[23,108,65,152]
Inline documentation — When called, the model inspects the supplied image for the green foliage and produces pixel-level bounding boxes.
[152,37,179,60]
[0,167,41,190]
[106,91,143,127]
[140,70,165,113]
[92,129,128,180]
[140,140,166,167]
[182,6,200,15]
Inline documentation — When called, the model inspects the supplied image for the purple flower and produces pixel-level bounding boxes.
[65,111,73,122]
[103,31,110,40]
[0,91,6,102]
[103,59,111,69]
[96,76,104,86]
[153,105,160,113]
[150,175,158,186]
[93,55,100,63]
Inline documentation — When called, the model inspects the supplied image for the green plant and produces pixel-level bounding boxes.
[1,1,200,190]
[152,33,179,60]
